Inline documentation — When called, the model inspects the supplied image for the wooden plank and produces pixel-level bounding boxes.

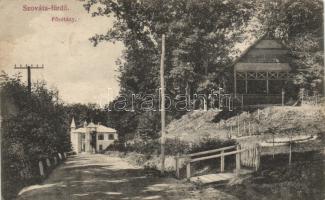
[186,163,191,179]
[190,173,235,184]
[235,63,291,72]
[190,149,247,163]
[255,145,260,171]
[175,153,180,179]
[178,145,236,158]
[236,145,241,174]
[220,150,225,173]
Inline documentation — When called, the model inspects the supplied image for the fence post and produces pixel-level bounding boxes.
[282,89,285,106]
[186,162,191,180]
[236,145,241,175]
[241,94,244,110]
[175,153,180,179]
[46,158,51,167]
[289,142,292,166]
[230,125,233,138]
[248,122,251,136]
[220,150,225,173]
[243,121,246,136]
[38,161,44,176]
[58,153,62,160]
[54,157,58,165]
[255,144,260,171]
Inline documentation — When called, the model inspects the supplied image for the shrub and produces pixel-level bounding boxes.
[107,137,237,156]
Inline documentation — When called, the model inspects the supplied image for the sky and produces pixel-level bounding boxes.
[0,0,124,105]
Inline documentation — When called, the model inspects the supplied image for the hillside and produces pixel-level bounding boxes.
[165,105,325,146]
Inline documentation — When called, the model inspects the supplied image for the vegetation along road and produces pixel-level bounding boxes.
[16,154,239,200]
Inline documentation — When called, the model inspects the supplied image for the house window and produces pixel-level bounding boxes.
[82,134,85,139]
[98,134,104,140]
[99,145,103,151]
[108,134,114,140]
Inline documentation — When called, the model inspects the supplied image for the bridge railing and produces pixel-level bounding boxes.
[175,144,261,179]
[175,145,243,179]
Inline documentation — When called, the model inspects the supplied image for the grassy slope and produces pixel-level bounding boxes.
[166,105,325,145]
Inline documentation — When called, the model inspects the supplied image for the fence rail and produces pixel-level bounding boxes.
[175,144,261,179]
[177,145,237,158]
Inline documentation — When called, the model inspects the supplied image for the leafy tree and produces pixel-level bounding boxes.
[65,103,109,127]
[83,0,256,138]
[0,72,71,199]
[258,0,324,94]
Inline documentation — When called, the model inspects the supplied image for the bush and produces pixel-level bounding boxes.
[1,73,71,199]
[106,137,237,156]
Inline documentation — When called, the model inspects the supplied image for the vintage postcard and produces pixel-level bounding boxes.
[0,0,324,199]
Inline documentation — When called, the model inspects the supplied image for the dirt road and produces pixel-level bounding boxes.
[16,154,237,200]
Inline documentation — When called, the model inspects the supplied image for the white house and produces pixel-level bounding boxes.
[70,117,118,154]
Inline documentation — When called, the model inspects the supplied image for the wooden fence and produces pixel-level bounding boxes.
[227,121,262,138]
[175,144,261,179]
[38,153,68,177]
[240,144,261,171]
[18,152,69,181]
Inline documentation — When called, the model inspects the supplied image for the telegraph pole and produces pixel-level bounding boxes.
[160,34,166,175]
[14,64,44,93]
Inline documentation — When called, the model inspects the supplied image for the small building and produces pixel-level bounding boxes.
[233,34,295,105]
[70,117,118,154]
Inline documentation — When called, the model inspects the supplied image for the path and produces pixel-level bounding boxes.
[16,154,238,200]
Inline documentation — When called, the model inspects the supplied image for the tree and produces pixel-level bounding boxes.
[83,0,256,138]
[65,103,109,127]
[0,72,71,199]
[258,0,324,94]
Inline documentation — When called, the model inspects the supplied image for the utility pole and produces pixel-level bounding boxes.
[14,64,44,93]
[160,34,166,175]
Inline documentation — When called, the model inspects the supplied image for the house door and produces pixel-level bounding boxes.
[81,133,86,152]
[90,131,97,153]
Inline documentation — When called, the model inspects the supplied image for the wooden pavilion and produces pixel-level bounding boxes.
[233,35,295,105]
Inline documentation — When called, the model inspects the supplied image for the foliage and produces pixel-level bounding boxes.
[258,0,324,93]
[84,0,256,139]
[106,137,236,156]
[84,0,323,142]
[0,72,71,199]
[65,103,109,127]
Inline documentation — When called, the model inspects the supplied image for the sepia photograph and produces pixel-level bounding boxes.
[0,0,324,199]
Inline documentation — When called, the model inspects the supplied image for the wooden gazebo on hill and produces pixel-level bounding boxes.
[233,35,295,105]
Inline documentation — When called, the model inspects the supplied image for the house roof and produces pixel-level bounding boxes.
[96,125,116,133]
[73,127,86,133]
[231,33,269,67]
[231,33,292,72]
[72,123,116,133]
[70,117,76,128]
[87,122,96,128]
